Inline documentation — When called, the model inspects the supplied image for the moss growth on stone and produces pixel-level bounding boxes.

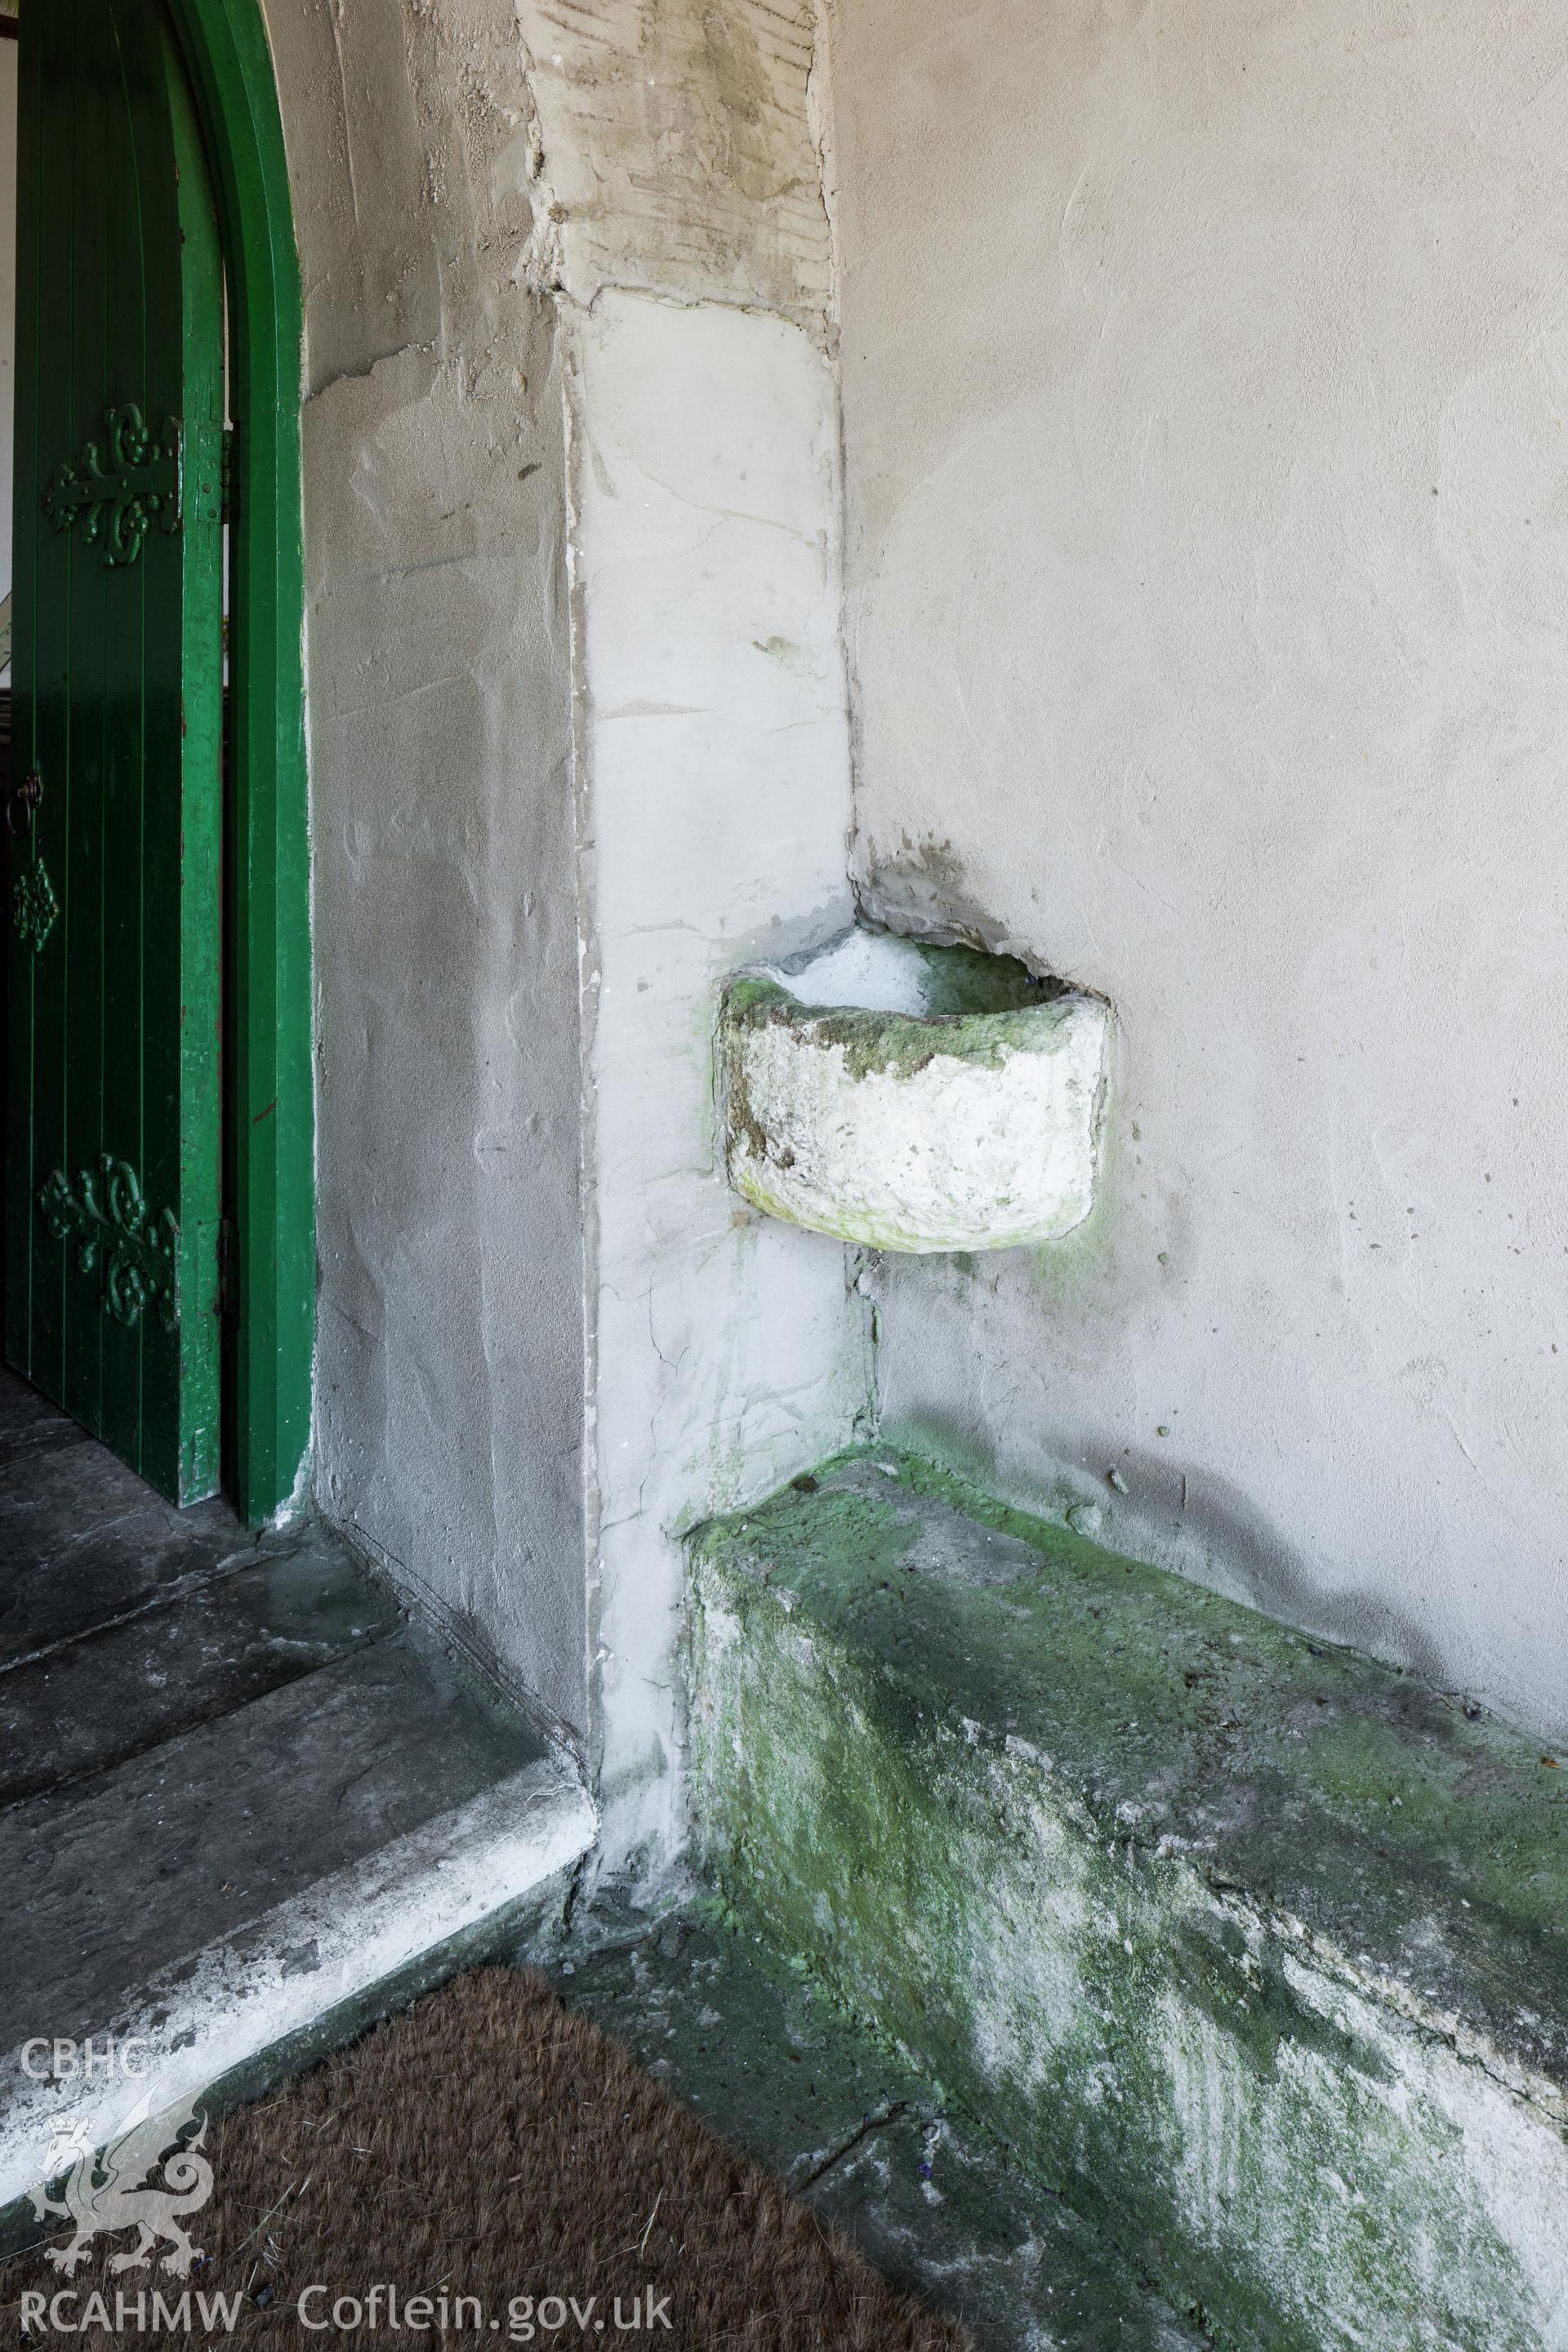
[722,974,1082,1088]
[898,941,1064,1016]
[759,936,1066,1018]
[687,1450,1568,2352]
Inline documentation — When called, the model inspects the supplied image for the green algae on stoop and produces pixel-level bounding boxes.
[686,1450,1568,2352]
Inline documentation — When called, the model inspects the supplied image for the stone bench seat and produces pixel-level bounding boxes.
[688,1452,1568,2352]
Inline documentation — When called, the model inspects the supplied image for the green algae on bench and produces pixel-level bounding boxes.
[688,1452,1568,2352]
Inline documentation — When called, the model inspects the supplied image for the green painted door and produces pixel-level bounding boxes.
[5,0,225,1503]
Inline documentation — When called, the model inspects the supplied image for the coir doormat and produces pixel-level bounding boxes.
[2,1966,971,2349]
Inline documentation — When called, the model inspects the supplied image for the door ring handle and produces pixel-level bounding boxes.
[6,773,43,839]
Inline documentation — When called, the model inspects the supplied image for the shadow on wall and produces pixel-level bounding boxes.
[898,1407,1459,1697]
[854,833,1472,1706]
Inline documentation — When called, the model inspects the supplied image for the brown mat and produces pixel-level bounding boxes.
[3,1967,971,2348]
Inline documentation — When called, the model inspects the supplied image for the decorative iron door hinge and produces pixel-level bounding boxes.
[43,405,184,566]
[216,1218,239,1321]
[11,857,59,951]
[37,1156,180,1330]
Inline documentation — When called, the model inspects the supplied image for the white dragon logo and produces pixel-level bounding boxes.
[28,2094,215,2278]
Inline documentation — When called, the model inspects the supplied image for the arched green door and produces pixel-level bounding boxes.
[5,0,225,1503]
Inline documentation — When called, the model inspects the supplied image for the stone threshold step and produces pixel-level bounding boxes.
[0,1533,402,1807]
[1,1624,595,2242]
[688,1450,1568,2352]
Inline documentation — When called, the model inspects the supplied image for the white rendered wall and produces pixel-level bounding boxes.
[569,291,865,1875]
[251,0,865,1843]
[519,0,867,1871]
[828,0,1568,1737]
[258,0,589,1735]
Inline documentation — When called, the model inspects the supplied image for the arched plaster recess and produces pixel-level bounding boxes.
[253,0,589,1737]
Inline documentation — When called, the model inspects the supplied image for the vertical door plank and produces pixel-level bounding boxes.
[59,0,114,1446]
[2,0,43,1374]
[97,3,154,1471]
[134,8,225,1498]
[17,0,82,1412]
[166,13,226,1501]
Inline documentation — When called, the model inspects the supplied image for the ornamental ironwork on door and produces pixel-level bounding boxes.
[38,1157,181,1332]
[43,404,185,567]
[11,856,58,950]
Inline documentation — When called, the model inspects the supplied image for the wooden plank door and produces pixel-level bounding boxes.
[5,0,225,1503]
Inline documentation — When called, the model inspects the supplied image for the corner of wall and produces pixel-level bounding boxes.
[523,0,870,1887]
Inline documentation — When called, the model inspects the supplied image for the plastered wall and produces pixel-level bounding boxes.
[828,0,1568,1737]
[514,0,831,338]
[517,0,866,1873]
[256,0,864,1826]
[568,287,865,1876]
[260,0,587,1734]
